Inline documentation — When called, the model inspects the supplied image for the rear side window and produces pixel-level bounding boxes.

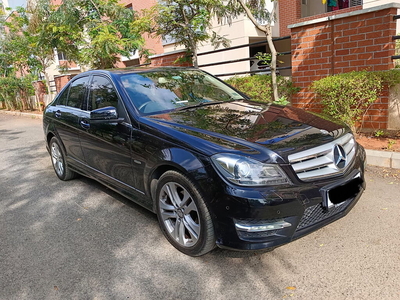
[67,77,88,109]
[88,76,119,111]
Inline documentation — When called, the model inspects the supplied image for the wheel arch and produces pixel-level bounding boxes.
[46,132,56,146]
[147,148,211,212]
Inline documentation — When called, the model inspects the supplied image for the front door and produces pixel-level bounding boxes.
[79,75,143,196]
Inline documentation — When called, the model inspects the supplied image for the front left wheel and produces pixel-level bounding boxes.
[156,170,216,256]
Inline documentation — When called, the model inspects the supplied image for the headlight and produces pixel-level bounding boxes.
[211,153,290,186]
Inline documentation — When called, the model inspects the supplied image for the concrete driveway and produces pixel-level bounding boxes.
[1,113,399,300]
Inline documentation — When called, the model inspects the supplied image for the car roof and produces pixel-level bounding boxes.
[76,66,198,78]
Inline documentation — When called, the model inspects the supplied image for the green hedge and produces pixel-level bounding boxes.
[225,74,299,105]
[0,75,35,110]
[312,69,400,132]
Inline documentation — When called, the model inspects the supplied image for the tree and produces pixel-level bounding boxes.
[227,0,280,102]
[2,4,55,93]
[45,0,146,69]
[141,0,232,68]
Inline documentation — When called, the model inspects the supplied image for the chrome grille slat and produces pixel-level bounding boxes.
[292,156,333,173]
[288,133,356,181]
[290,149,331,164]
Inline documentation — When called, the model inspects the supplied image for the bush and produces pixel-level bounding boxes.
[0,75,35,110]
[312,69,400,132]
[225,74,299,105]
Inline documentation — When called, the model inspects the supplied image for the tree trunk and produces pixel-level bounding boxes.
[181,6,198,68]
[265,26,279,103]
[43,72,52,111]
[236,0,279,102]
[192,44,198,68]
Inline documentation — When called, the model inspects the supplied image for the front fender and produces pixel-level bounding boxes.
[145,147,213,211]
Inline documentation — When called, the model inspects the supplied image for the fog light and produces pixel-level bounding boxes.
[235,219,292,232]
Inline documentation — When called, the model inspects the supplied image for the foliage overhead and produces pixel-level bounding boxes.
[141,0,233,68]
[1,7,43,78]
[44,0,146,69]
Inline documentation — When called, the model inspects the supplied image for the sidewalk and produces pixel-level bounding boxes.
[0,110,43,119]
[1,109,399,169]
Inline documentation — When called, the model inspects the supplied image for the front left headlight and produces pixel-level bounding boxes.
[211,153,290,186]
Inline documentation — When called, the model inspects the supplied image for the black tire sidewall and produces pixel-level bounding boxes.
[155,171,215,256]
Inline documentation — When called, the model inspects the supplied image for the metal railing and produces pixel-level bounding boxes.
[392,15,400,60]
[197,36,291,77]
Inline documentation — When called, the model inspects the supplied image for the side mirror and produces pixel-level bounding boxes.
[90,106,124,124]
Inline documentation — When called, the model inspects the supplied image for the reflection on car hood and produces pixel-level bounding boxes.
[145,100,349,161]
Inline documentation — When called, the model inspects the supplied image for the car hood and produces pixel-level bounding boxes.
[142,100,349,163]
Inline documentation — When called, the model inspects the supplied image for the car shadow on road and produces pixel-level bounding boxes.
[0,124,296,299]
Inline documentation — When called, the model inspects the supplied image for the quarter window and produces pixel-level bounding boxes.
[56,87,69,106]
[89,76,119,111]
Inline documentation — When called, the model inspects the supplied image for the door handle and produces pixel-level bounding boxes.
[80,119,90,129]
[55,110,61,118]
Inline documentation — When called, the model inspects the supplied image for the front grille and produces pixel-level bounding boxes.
[296,199,351,230]
[288,133,356,181]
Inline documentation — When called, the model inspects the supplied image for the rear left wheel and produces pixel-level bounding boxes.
[156,170,215,256]
[49,137,77,181]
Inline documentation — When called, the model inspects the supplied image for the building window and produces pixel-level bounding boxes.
[57,51,68,61]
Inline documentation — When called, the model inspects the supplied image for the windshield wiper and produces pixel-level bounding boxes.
[174,101,224,112]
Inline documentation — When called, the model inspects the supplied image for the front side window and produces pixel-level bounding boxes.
[88,76,119,111]
[67,77,88,109]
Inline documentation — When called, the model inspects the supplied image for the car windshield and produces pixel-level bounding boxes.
[120,69,245,115]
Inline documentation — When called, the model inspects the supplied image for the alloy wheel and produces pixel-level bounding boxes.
[51,142,64,177]
[158,182,201,247]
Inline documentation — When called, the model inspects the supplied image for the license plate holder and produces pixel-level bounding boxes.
[321,172,363,210]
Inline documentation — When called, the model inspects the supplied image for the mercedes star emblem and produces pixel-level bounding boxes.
[333,145,347,169]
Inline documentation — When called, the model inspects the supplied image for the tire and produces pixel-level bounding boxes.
[49,137,77,181]
[156,170,216,256]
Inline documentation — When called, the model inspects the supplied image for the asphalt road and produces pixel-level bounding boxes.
[1,112,399,300]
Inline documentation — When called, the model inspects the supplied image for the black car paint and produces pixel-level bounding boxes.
[43,68,366,251]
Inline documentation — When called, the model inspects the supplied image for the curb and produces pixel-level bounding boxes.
[365,149,400,170]
[0,110,43,119]
[1,110,399,170]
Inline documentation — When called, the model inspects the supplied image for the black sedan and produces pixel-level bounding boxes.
[43,67,366,256]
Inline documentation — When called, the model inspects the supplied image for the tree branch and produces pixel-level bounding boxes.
[236,0,267,33]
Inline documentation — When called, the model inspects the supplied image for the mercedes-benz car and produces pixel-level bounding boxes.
[43,67,366,256]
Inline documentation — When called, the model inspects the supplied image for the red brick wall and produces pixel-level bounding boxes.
[32,81,47,105]
[279,2,362,37]
[279,0,301,37]
[54,75,73,93]
[298,5,362,23]
[290,7,397,129]
[122,0,164,59]
[150,52,193,67]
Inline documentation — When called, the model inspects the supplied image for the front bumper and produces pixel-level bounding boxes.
[209,148,366,251]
